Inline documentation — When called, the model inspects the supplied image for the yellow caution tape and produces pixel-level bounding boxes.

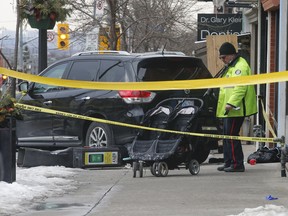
[1,67,288,90]
[15,103,282,144]
[3,67,285,144]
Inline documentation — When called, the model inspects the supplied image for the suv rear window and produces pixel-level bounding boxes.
[98,60,130,82]
[135,57,211,81]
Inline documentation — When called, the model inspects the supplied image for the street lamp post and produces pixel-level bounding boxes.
[38,29,48,73]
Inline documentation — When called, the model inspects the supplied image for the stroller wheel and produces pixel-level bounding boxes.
[188,159,200,175]
[151,162,163,176]
[132,162,138,178]
[157,162,169,177]
[151,162,169,177]
[150,162,158,176]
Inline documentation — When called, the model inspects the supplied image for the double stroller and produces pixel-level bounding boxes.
[129,98,203,177]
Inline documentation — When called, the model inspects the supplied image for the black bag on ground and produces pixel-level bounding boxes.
[247,147,281,163]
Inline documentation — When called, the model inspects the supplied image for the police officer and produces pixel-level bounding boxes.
[216,42,257,172]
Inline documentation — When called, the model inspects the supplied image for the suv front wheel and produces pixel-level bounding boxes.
[85,122,113,147]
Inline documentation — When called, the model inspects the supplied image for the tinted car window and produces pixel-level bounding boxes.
[33,62,69,93]
[98,60,129,82]
[135,57,210,81]
[67,61,99,81]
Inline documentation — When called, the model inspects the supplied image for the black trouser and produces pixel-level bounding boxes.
[223,117,245,168]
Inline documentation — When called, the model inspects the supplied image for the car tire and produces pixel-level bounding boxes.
[85,122,113,148]
[192,144,210,164]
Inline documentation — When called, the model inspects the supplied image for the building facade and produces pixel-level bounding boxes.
[211,0,287,144]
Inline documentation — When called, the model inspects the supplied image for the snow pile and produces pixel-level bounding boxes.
[229,204,288,216]
[0,166,78,215]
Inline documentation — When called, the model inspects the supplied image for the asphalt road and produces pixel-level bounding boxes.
[16,144,288,216]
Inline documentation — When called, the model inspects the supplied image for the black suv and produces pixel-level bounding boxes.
[16,51,220,163]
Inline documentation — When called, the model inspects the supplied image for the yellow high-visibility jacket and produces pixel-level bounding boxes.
[216,56,257,118]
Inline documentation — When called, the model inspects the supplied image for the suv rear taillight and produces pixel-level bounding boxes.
[118,90,156,104]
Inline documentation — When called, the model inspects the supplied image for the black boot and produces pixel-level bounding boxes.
[217,164,230,171]
[224,165,245,172]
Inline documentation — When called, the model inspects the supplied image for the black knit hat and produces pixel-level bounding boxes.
[219,42,237,55]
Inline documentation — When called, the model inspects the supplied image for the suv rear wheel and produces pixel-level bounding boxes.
[193,143,210,164]
[85,122,113,147]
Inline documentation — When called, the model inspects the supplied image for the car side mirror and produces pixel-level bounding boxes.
[18,81,29,92]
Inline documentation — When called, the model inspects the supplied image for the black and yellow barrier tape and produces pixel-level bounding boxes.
[15,103,282,144]
[1,67,288,90]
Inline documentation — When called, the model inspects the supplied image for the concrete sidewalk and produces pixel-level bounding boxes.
[16,144,288,216]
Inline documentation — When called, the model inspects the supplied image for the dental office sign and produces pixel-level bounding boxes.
[197,14,242,41]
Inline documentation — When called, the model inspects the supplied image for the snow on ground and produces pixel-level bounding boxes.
[228,205,288,216]
[0,166,288,216]
[0,166,78,215]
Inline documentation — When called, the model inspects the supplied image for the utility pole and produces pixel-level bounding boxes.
[19,23,23,72]
[11,0,21,98]
[85,0,103,51]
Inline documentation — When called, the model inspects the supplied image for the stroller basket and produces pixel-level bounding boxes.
[132,140,155,153]
[156,139,178,153]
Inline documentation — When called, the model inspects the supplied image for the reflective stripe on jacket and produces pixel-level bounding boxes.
[216,56,257,118]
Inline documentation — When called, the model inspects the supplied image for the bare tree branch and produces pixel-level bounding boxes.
[66,0,203,54]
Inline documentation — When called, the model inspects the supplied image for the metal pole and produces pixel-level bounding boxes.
[277,0,287,143]
[280,136,287,177]
[255,0,262,150]
[0,118,16,183]
[38,29,47,73]
[279,0,288,177]
[278,0,287,144]
[19,22,23,72]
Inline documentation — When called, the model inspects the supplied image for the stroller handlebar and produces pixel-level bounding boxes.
[155,97,204,111]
